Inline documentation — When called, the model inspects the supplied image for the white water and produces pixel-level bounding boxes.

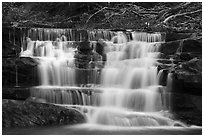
[84,32,177,127]
[21,36,76,86]
[21,30,184,127]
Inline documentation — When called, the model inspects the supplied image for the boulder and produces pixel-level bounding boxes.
[95,39,106,56]
[95,39,108,62]
[77,41,93,52]
[2,99,86,128]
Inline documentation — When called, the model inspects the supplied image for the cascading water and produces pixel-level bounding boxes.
[21,36,76,86]
[85,32,182,127]
[20,28,184,128]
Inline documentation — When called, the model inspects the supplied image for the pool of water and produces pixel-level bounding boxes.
[3,124,202,135]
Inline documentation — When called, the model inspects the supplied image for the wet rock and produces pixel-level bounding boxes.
[2,57,39,87]
[157,69,169,86]
[76,30,89,41]
[171,58,202,96]
[75,41,93,69]
[95,39,107,62]
[2,27,23,57]
[74,53,92,61]
[74,52,91,69]
[3,87,30,100]
[158,37,202,90]
[157,56,201,95]
[160,38,202,56]
[165,33,198,42]
[173,122,186,127]
[26,97,47,103]
[2,99,86,128]
[175,58,202,75]
[160,40,180,55]
[174,58,202,83]
[74,50,103,69]
[77,41,92,52]
[2,41,21,57]
[95,39,105,56]
[179,52,200,61]
[2,57,39,67]
[181,39,202,53]
[92,52,102,61]
[75,68,101,85]
[171,93,202,126]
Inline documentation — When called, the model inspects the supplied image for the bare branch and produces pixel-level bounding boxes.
[158,2,193,21]
[127,9,143,17]
[102,9,127,22]
[86,7,107,24]
[139,12,159,15]
[163,9,202,24]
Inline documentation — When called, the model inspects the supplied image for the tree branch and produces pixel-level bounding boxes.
[158,2,193,21]
[127,9,143,17]
[86,7,107,24]
[163,9,202,24]
[102,9,127,21]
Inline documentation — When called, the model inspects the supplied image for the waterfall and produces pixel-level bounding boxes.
[21,35,76,86]
[20,28,183,127]
[87,32,179,127]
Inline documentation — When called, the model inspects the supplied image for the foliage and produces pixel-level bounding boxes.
[2,2,202,32]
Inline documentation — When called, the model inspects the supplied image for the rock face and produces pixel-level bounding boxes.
[2,57,39,87]
[73,39,107,85]
[175,58,202,77]
[3,87,30,100]
[74,41,103,70]
[171,93,202,126]
[165,33,199,42]
[181,39,202,53]
[73,41,102,85]
[157,35,202,126]
[158,37,202,95]
[2,27,23,57]
[170,58,202,96]
[2,40,21,57]
[95,39,107,62]
[160,38,202,56]
[2,99,86,128]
